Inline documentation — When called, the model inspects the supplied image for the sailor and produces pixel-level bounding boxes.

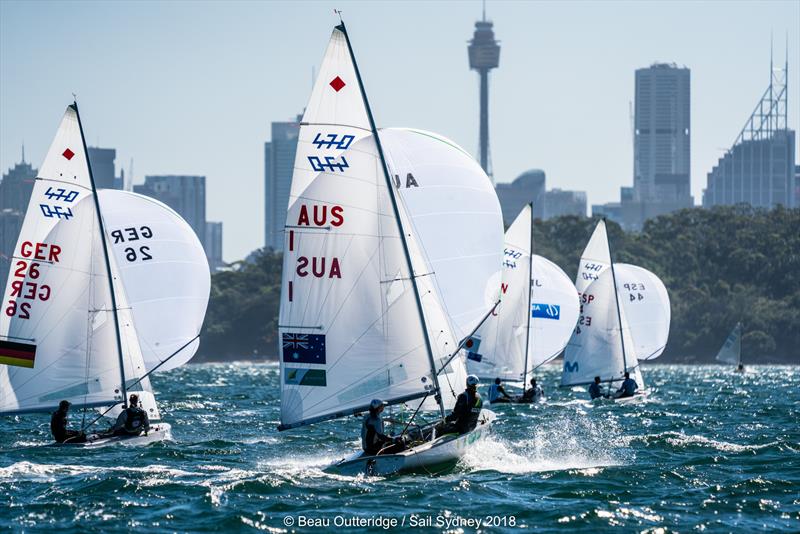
[50,400,87,444]
[487,378,513,404]
[588,376,605,400]
[444,375,483,434]
[361,399,402,455]
[521,378,544,403]
[736,363,744,373]
[111,394,151,436]
[615,371,638,398]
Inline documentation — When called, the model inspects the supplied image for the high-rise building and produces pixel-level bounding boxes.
[468,9,500,180]
[703,57,795,209]
[134,175,206,246]
[0,152,37,213]
[87,147,124,190]
[634,63,692,206]
[205,221,224,272]
[544,189,587,219]
[264,116,301,251]
[495,170,545,225]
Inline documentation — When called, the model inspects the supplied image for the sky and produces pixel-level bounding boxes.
[1,0,798,262]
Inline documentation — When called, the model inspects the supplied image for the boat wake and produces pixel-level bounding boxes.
[461,414,626,475]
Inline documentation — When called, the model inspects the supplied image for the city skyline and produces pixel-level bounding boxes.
[1,1,798,261]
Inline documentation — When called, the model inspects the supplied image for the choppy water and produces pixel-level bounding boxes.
[1,364,799,532]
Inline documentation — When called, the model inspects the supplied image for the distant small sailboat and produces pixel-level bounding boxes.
[560,220,671,402]
[467,204,579,401]
[276,22,495,476]
[715,322,743,371]
[0,104,209,445]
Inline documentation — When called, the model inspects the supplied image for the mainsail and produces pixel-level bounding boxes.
[467,205,579,381]
[0,105,154,416]
[715,322,742,365]
[98,190,210,371]
[278,26,460,429]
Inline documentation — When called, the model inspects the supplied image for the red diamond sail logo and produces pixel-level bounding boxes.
[329,76,346,92]
[62,148,75,160]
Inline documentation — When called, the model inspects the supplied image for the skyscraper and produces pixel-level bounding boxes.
[703,56,795,209]
[0,151,36,213]
[205,221,224,271]
[634,63,692,206]
[264,116,301,251]
[87,147,124,190]
[495,170,546,225]
[468,9,500,180]
[133,175,206,246]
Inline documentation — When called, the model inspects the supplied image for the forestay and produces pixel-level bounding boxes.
[0,106,154,416]
[715,323,742,365]
[278,28,458,429]
[382,128,503,340]
[98,190,210,371]
[614,263,671,361]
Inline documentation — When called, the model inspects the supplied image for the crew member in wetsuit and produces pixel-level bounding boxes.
[487,378,513,404]
[588,376,606,400]
[615,372,638,398]
[444,375,483,434]
[50,400,87,444]
[111,394,151,436]
[361,399,403,456]
[521,378,544,403]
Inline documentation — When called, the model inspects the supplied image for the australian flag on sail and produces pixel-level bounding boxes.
[282,333,326,364]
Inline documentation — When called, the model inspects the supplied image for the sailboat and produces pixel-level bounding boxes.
[277,22,495,476]
[560,219,671,402]
[715,322,743,371]
[467,204,580,398]
[0,104,207,445]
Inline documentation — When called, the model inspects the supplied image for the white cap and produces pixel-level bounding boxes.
[370,399,387,410]
[466,375,480,387]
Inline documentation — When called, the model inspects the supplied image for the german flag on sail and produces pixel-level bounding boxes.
[0,340,37,368]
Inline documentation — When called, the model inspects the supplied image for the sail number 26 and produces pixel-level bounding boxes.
[110,226,154,263]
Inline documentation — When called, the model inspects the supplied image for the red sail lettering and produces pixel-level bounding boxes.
[297,205,310,226]
[296,256,309,277]
[313,205,327,226]
[329,258,341,278]
[500,283,509,294]
[312,257,326,277]
[20,241,33,258]
[330,206,344,227]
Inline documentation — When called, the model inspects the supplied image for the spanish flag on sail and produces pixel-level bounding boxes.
[0,340,37,368]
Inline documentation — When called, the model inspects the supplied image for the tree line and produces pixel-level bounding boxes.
[196,206,799,364]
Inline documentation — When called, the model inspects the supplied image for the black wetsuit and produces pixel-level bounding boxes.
[588,382,603,400]
[113,406,150,436]
[50,409,86,444]
[444,390,483,434]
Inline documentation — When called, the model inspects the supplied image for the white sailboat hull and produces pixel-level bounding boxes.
[329,410,496,476]
[52,423,172,448]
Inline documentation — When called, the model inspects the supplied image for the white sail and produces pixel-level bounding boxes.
[382,128,503,339]
[561,267,637,387]
[98,190,210,371]
[0,106,152,416]
[467,206,532,381]
[278,28,456,429]
[614,263,671,361]
[715,322,742,365]
[575,220,611,295]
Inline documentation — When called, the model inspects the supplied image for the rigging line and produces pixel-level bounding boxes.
[436,299,501,377]
[400,392,430,437]
[76,334,199,433]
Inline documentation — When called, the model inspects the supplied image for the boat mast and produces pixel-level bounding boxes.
[339,22,446,419]
[604,218,628,376]
[521,203,534,388]
[73,102,128,408]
